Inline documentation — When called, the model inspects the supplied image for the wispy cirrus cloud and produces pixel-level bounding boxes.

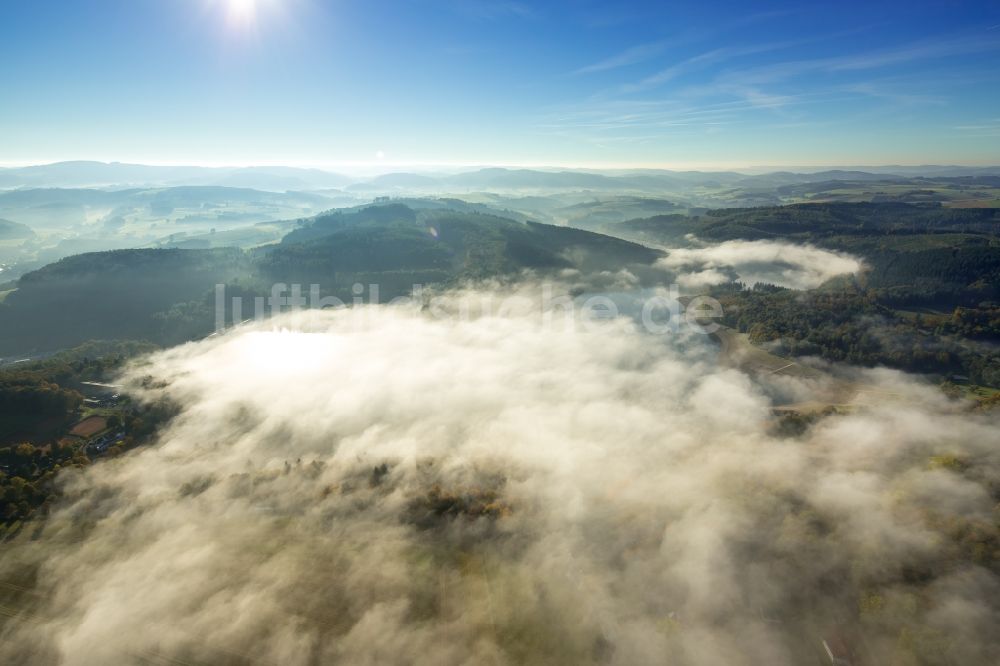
[830,36,1000,71]
[574,41,668,75]
[840,81,946,106]
[537,99,739,133]
[534,91,835,142]
[955,119,1000,137]
[572,9,803,78]
[559,19,999,159]
[720,36,1000,86]
[620,39,807,93]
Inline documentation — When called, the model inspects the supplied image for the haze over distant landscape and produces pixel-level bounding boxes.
[1,2,999,666]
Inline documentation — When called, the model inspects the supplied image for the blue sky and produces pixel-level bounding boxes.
[1,0,999,168]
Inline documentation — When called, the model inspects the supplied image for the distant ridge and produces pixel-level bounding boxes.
[3,161,999,192]
[0,161,353,191]
[0,218,33,240]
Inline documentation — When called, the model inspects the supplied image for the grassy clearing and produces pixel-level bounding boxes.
[965,384,1000,400]
[894,308,950,326]
[944,199,1000,208]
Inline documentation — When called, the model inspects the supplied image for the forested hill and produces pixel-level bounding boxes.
[0,248,251,354]
[614,202,1000,246]
[0,205,662,355]
[617,202,1000,307]
[641,203,1000,387]
[264,205,661,284]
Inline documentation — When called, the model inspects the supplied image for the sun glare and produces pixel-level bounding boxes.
[227,0,257,25]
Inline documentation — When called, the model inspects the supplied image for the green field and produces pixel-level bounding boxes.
[964,384,1000,399]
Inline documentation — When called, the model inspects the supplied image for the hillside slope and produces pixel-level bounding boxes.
[0,205,662,355]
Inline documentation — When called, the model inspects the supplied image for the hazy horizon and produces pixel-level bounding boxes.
[3,158,1000,175]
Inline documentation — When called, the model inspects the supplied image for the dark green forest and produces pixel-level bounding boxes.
[0,205,662,355]
[618,203,1000,386]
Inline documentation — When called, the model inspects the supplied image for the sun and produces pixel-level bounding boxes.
[214,0,295,35]
[227,0,257,24]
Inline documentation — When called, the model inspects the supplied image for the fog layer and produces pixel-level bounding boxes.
[659,240,863,289]
[0,292,997,665]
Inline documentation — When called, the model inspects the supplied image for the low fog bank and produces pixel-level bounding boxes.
[0,290,997,665]
[659,240,863,290]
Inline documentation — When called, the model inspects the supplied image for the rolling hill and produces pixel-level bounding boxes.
[0,204,662,355]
